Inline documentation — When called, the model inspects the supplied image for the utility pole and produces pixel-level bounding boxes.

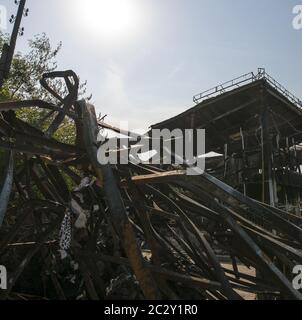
[0,0,28,88]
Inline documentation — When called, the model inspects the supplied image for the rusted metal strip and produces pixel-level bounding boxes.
[79,100,161,299]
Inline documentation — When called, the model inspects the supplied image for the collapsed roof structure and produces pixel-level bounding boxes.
[1,0,302,300]
[153,69,302,211]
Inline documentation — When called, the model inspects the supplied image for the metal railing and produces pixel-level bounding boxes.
[193,68,302,109]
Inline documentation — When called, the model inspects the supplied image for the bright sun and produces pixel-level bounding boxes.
[75,0,139,39]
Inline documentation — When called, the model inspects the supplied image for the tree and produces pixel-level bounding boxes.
[0,32,90,144]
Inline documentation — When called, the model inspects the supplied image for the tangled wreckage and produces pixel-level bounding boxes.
[1,1,302,301]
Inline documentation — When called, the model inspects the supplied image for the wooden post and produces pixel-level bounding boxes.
[224,143,228,179]
[240,127,247,196]
[260,87,276,207]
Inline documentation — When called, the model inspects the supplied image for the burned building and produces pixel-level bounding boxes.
[2,1,302,300]
[152,68,302,214]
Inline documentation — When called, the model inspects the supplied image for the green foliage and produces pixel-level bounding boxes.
[0,32,63,101]
[0,31,89,145]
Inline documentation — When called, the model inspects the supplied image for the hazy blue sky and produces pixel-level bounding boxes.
[1,0,302,130]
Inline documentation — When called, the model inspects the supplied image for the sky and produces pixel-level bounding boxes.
[1,0,302,130]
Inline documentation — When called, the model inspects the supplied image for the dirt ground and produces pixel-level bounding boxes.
[222,263,256,300]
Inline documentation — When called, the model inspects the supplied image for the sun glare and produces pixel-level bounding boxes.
[75,0,139,39]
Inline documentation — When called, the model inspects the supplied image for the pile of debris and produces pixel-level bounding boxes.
[0,71,302,300]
